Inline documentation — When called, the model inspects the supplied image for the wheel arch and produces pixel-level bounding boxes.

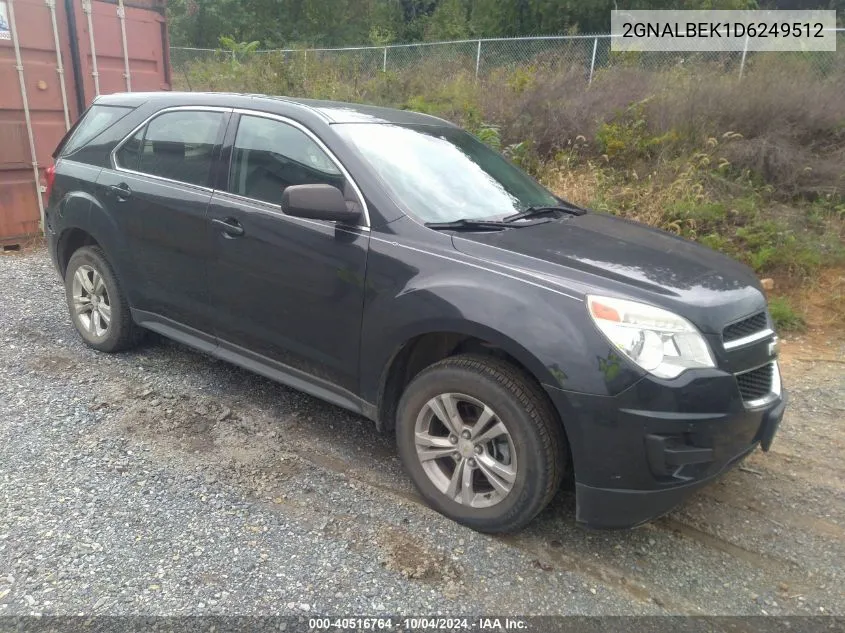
[55,188,136,304]
[56,227,101,277]
[372,320,563,434]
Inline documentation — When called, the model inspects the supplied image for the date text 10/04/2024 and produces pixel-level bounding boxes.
[307,617,529,630]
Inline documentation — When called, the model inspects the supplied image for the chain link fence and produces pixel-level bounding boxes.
[171,30,845,88]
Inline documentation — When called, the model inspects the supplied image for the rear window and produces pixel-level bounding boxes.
[58,105,133,157]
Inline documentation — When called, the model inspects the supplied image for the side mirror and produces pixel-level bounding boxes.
[281,184,361,223]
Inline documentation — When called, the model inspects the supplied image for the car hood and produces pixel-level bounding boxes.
[450,213,767,333]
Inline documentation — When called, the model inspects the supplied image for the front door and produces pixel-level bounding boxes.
[97,108,229,332]
[208,113,369,396]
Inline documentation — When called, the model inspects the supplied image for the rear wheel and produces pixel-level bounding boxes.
[396,354,566,533]
[65,246,141,352]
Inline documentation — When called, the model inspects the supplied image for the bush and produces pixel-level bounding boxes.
[175,51,844,203]
[174,50,845,325]
[768,296,806,332]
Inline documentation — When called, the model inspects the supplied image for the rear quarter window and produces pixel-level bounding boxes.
[58,105,134,157]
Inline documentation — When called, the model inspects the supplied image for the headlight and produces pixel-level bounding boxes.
[587,295,715,379]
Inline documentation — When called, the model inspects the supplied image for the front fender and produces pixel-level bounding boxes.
[359,236,644,406]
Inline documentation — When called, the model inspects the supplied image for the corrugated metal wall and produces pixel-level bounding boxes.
[0,0,170,247]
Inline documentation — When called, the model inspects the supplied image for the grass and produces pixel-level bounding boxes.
[768,296,807,332]
[175,50,845,333]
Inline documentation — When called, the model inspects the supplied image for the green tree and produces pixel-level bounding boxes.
[426,0,470,39]
[166,0,845,49]
[219,35,261,55]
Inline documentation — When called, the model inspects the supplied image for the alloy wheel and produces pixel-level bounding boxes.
[414,392,517,508]
[71,264,111,338]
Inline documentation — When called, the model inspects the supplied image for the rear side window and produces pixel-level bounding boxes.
[60,105,133,156]
[115,127,144,171]
[115,110,225,187]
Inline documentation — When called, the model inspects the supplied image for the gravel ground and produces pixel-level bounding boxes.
[1,247,843,616]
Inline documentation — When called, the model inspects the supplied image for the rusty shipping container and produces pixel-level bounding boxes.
[0,0,170,247]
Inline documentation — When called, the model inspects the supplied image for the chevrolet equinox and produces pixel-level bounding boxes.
[45,92,786,532]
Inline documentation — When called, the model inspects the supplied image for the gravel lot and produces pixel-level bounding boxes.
[1,247,844,616]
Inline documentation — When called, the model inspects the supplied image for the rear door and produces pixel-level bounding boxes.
[207,112,370,396]
[96,106,230,334]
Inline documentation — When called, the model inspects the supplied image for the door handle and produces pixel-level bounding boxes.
[212,217,245,238]
[108,183,132,201]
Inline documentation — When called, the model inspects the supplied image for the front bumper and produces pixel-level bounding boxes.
[544,369,786,529]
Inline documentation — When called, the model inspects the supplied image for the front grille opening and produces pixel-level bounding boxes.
[736,363,774,401]
[723,311,768,342]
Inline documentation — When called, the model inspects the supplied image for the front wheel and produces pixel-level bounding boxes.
[396,355,566,533]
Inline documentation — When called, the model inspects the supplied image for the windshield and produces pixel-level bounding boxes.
[334,123,559,223]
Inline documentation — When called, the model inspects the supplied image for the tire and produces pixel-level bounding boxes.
[396,354,566,533]
[64,245,142,353]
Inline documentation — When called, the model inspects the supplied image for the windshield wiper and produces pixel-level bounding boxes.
[503,204,587,223]
[425,218,549,231]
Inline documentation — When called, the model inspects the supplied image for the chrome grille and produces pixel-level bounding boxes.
[736,363,774,402]
[723,311,768,343]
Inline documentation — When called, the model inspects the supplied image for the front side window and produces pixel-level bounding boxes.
[115,110,224,187]
[228,115,344,205]
[335,123,559,223]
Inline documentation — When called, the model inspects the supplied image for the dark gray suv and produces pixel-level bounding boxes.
[45,92,786,533]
